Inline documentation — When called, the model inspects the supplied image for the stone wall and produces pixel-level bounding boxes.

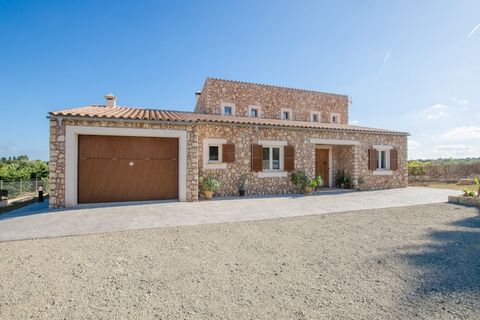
[195,78,349,124]
[198,123,408,197]
[48,118,199,208]
[49,117,407,208]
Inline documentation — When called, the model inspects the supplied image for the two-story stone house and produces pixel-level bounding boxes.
[48,78,408,208]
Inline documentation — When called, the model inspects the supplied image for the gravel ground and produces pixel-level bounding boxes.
[0,203,479,319]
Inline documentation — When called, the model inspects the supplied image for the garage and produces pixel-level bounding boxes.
[78,135,178,204]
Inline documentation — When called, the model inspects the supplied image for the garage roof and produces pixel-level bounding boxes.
[49,105,409,135]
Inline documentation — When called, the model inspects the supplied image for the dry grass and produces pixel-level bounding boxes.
[409,181,468,191]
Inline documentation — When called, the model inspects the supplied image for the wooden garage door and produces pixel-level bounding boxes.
[78,135,178,204]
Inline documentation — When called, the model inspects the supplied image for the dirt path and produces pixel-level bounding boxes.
[0,203,479,319]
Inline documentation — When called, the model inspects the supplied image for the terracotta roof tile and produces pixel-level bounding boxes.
[49,105,408,135]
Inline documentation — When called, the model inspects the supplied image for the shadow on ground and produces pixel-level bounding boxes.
[399,206,480,297]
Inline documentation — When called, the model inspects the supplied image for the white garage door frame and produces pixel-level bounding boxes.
[65,125,187,207]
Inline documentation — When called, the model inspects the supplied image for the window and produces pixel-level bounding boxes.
[221,103,235,116]
[310,111,321,122]
[330,113,340,124]
[203,138,227,170]
[377,150,389,170]
[262,147,280,171]
[208,145,220,162]
[250,108,258,117]
[223,106,232,115]
[281,108,292,120]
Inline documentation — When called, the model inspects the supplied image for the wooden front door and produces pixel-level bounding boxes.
[315,149,329,187]
[78,135,178,204]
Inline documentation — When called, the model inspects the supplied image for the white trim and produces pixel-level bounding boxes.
[258,140,288,146]
[247,105,261,118]
[315,145,333,188]
[373,144,394,150]
[220,102,236,116]
[310,138,360,145]
[65,125,187,207]
[280,108,293,120]
[310,111,321,122]
[203,138,227,170]
[258,171,288,178]
[373,170,393,176]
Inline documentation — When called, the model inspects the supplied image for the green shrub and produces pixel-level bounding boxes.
[199,176,221,192]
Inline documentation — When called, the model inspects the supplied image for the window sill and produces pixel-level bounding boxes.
[373,170,393,176]
[258,171,288,178]
[204,162,227,170]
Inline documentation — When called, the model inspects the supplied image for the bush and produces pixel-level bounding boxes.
[199,176,221,192]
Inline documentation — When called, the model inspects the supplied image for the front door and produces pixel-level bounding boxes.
[315,149,329,187]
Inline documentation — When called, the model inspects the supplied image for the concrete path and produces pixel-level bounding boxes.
[0,187,458,241]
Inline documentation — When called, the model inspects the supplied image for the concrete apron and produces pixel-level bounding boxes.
[0,187,458,242]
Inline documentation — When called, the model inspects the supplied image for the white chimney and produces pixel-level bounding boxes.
[195,91,201,104]
[105,93,116,108]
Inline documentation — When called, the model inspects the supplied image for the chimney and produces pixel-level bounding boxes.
[105,93,116,108]
[195,91,201,104]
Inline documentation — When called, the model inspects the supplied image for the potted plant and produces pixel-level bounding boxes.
[290,170,323,194]
[199,176,220,200]
[238,174,248,196]
[336,171,353,189]
[290,169,309,193]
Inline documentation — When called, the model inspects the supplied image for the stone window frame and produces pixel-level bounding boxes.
[220,102,236,116]
[257,140,288,178]
[330,113,341,124]
[280,108,293,120]
[372,145,393,175]
[247,105,261,118]
[203,138,227,170]
[310,111,321,122]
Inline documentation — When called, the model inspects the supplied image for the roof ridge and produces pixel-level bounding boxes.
[206,77,349,98]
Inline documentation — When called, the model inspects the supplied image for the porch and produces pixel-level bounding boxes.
[311,139,360,188]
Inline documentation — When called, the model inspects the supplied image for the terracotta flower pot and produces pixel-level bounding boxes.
[204,190,213,200]
[303,186,313,194]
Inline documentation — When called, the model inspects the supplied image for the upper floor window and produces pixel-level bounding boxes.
[248,105,261,117]
[281,108,292,120]
[310,111,321,122]
[221,103,235,116]
[330,113,340,124]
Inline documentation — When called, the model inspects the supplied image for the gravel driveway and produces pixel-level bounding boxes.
[1,203,479,319]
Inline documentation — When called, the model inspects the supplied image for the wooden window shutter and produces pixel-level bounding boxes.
[368,148,377,171]
[284,145,295,172]
[222,143,235,163]
[390,149,398,171]
[251,144,263,172]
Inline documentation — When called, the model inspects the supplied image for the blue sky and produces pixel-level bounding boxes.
[0,0,479,160]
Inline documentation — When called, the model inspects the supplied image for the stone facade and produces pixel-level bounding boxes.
[198,123,408,197]
[195,78,349,124]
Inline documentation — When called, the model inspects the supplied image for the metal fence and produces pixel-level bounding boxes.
[0,179,50,199]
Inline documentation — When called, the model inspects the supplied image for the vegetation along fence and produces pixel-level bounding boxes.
[0,179,50,199]
[408,163,480,182]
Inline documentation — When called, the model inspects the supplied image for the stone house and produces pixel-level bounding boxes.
[48,78,408,208]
